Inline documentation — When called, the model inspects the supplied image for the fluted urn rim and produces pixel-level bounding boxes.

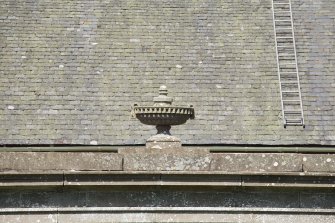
[133,105,195,126]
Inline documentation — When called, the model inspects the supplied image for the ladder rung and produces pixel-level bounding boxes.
[285,120,303,126]
[277,33,293,38]
[284,110,302,114]
[281,81,298,84]
[276,28,293,30]
[285,119,303,123]
[283,100,301,103]
[280,71,297,74]
[281,77,298,79]
[277,37,293,39]
[280,63,296,65]
[276,25,292,28]
[279,57,296,59]
[275,20,291,22]
[286,118,303,122]
[279,60,296,62]
[282,90,299,92]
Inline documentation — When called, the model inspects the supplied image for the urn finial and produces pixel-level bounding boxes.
[132,86,195,149]
[153,85,173,106]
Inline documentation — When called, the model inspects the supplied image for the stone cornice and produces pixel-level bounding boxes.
[0,150,334,188]
[0,171,334,189]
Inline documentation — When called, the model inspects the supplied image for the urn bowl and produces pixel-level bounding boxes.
[133,106,194,126]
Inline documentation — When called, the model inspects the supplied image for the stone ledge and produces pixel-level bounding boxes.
[302,154,335,172]
[1,207,335,213]
[210,153,303,172]
[0,151,335,173]
[123,153,212,171]
[1,208,335,223]
[0,152,123,172]
[119,147,209,155]
[121,146,211,171]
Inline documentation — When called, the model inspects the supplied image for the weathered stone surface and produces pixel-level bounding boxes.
[241,175,335,188]
[0,188,331,209]
[146,140,182,150]
[0,191,22,208]
[123,148,211,171]
[1,0,334,145]
[0,152,123,171]
[302,155,335,172]
[300,192,335,209]
[0,150,334,222]
[0,174,334,222]
[210,153,303,172]
[180,190,300,208]
[1,214,58,223]
[0,174,63,188]
[119,147,209,155]
[124,154,211,171]
[57,212,335,223]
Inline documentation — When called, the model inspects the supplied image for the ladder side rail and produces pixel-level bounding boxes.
[288,0,305,126]
[272,0,286,126]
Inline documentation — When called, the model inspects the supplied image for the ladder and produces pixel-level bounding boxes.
[271,0,305,128]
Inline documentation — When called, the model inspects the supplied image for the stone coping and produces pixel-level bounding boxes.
[1,170,334,176]
[1,207,335,214]
[1,146,335,153]
[0,151,334,173]
[0,151,333,188]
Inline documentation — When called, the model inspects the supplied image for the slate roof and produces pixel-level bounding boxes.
[1,0,334,145]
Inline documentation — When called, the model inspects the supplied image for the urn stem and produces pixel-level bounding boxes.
[156,125,171,135]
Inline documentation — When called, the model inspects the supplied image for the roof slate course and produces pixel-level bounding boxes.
[0,0,334,145]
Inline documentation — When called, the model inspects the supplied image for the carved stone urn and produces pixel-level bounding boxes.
[132,85,195,149]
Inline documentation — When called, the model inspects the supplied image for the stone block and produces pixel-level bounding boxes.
[57,212,335,223]
[85,191,187,207]
[241,175,335,188]
[300,192,335,209]
[0,152,123,171]
[0,173,63,188]
[123,148,211,171]
[0,191,22,208]
[146,141,182,150]
[210,153,303,172]
[1,214,58,223]
[20,190,87,208]
[302,154,335,172]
